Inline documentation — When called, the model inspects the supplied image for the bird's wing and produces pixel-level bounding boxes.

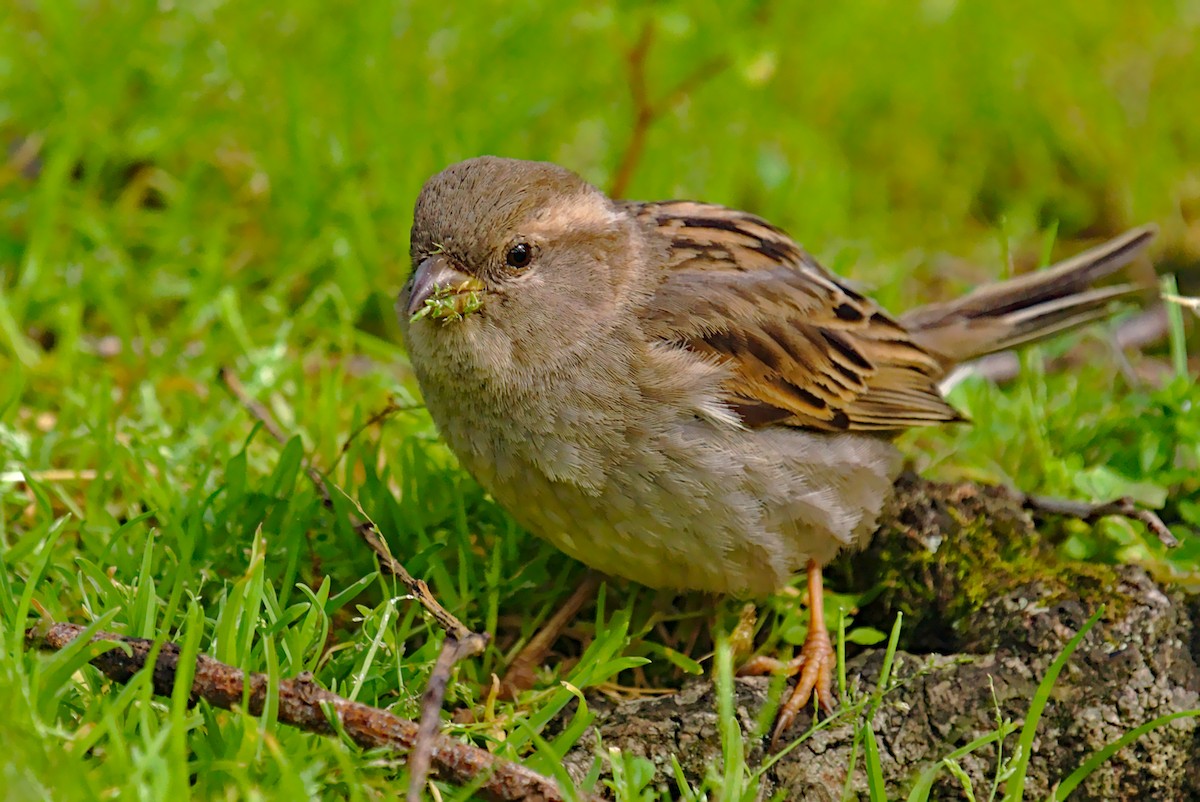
[629,200,961,432]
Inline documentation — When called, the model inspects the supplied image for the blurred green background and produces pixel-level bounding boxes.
[1,0,1198,799]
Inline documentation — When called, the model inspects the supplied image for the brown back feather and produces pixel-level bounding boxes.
[633,203,1154,434]
[632,201,961,433]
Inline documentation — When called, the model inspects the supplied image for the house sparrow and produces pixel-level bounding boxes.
[397,156,1155,745]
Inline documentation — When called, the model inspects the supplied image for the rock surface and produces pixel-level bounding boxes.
[560,478,1200,800]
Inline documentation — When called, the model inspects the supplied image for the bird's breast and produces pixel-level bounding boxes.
[407,328,901,594]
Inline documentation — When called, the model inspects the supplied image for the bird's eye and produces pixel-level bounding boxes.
[505,242,533,269]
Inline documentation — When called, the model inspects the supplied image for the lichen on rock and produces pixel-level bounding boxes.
[559,477,1200,800]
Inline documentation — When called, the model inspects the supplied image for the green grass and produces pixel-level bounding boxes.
[1,0,1198,799]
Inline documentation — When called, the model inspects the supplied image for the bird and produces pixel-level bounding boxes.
[396,155,1155,746]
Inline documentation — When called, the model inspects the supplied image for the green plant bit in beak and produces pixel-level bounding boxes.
[411,282,485,323]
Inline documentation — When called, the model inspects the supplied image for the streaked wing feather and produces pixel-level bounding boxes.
[629,201,961,432]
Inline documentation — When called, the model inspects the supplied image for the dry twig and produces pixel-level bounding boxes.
[27,623,575,802]
[218,367,482,644]
[408,635,488,802]
[1022,492,1179,548]
[608,20,729,199]
[218,367,490,801]
[336,395,414,463]
[499,573,601,698]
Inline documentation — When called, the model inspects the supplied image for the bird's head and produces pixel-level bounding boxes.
[400,157,639,374]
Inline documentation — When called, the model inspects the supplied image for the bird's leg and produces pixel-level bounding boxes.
[737,559,835,750]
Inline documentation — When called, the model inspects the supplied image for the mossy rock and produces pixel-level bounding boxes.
[564,479,1200,800]
[840,474,1129,652]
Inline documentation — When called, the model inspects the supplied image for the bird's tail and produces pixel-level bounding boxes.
[900,225,1158,368]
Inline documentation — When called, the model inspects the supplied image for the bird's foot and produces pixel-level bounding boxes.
[738,624,836,751]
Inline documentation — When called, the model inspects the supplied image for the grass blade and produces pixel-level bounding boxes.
[1004,605,1104,800]
[1046,709,1200,801]
[864,721,888,801]
[1162,274,1189,380]
[906,722,1018,802]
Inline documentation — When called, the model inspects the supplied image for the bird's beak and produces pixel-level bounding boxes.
[405,255,486,321]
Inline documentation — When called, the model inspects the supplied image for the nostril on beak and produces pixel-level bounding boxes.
[404,255,485,320]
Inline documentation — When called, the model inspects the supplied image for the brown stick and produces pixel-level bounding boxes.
[27,623,577,802]
[499,573,601,698]
[608,21,728,199]
[217,366,486,647]
[608,22,655,200]
[1021,492,1179,547]
[218,367,491,800]
[409,635,484,802]
[336,396,406,461]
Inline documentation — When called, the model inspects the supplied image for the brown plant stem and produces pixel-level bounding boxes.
[1021,492,1178,547]
[218,366,484,646]
[218,366,490,800]
[499,572,601,697]
[27,623,576,802]
[608,21,728,199]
